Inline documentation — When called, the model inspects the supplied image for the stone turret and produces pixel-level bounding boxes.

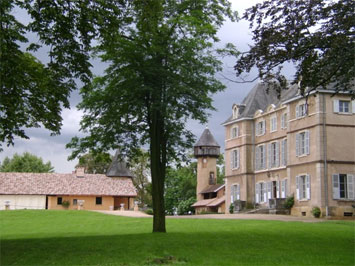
[194,128,220,201]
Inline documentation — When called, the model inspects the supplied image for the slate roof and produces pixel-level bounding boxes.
[222,82,299,125]
[0,172,137,196]
[106,150,133,177]
[194,128,220,147]
[200,184,225,194]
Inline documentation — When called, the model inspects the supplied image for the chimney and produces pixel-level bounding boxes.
[75,167,85,178]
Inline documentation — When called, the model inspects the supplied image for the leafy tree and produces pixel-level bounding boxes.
[67,1,237,232]
[129,150,152,208]
[0,152,54,172]
[77,152,112,174]
[165,162,197,215]
[234,0,355,97]
[217,154,225,184]
[0,0,99,150]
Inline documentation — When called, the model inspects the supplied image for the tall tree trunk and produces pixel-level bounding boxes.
[150,109,166,233]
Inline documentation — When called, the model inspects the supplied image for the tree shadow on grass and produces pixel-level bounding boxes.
[1,229,353,266]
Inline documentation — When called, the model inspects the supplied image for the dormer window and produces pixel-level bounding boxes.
[233,105,239,119]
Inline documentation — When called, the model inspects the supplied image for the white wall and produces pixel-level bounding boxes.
[0,195,46,210]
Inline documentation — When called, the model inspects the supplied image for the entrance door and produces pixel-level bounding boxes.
[114,197,129,210]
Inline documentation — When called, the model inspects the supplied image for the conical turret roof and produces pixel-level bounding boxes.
[106,150,133,178]
[194,128,220,147]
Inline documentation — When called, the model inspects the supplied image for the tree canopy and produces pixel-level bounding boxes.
[67,0,237,232]
[165,162,197,215]
[234,0,355,96]
[76,152,112,174]
[0,0,121,150]
[0,152,54,172]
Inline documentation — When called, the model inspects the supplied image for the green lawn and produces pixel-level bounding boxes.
[0,211,354,265]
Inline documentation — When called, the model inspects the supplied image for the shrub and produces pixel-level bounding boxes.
[284,195,294,210]
[229,203,234,214]
[311,206,321,218]
[144,209,153,215]
[177,198,196,215]
[62,200,70,208]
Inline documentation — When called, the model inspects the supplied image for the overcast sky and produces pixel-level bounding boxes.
[1,0,281,173]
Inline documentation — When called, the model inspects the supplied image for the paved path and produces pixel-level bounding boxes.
[94,210,329,222]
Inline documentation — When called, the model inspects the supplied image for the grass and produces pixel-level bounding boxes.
[0,210,354,265]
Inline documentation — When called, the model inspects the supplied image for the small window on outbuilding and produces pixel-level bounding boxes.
[73,199,78,205]
[57,197,62,205]
[96,197,102,205]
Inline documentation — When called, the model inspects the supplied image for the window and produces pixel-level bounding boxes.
[332,174,354,199]
[281,113,287,129]
[96,197,102,205]
[268,141,279,168]
[296,103,307,118]
[333,99,353,114]
[281,179,288,198]
[255,144,266,170]
[281,139,287,166]
[231,149,240,169]
[270,115,277,132]
[231,126,239,138]
[73,199,78,205]
[255,182,267,203]
[209,172,215,185]
[296,175,310,200]
[256,120,266,136]
[233,106,239,118]
[231,184,240,203]
[57,197,62,205]
[296,131,310,156]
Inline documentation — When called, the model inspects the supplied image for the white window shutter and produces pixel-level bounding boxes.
[255,147,259,170]
[295,133,299,156]
[236,126,239,137]
[332,174,340,199]
[352,101,355,114]
[230,151,234,169]
[333,100,339,113]
[262,120,266,135]
[237,149,240,169]
[281,114,284,128]
[305,131,310,155]
[347,174,354,199]
[231,185,234,203]
[263,183,267,202]
[281,180,285,198]
[296,176,300,200]
[306,174,311,200]
[255,183,260,203]
[276,141,280,167]
[284,140,287,165]
[268,143,271,169]
[276,181,280,198]
[296,105,299,118]
[267,182,272,199]
[262,145,266,169]
[237,184,240,200]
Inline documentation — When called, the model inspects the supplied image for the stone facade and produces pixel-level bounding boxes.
[223,83,355,217]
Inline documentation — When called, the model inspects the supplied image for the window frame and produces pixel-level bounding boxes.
[255,120,266,136]
[281,139,287,166]
[296,174,311,200]
[230,183,240,203]
[296,102,307,118]
[255,144,266,170]
[296,130,310,157]
[231,149,240,170]
[57,197,63,205]
[270,115,277,132]
[268,141,280,169]
[281,112,288,129]
[95,197,102,205]
[231,126,239,139]
[332,174,354,200]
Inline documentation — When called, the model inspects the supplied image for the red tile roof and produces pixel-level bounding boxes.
[0,172,137,197]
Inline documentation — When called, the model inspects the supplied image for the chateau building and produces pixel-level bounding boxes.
[222,83,355,217]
